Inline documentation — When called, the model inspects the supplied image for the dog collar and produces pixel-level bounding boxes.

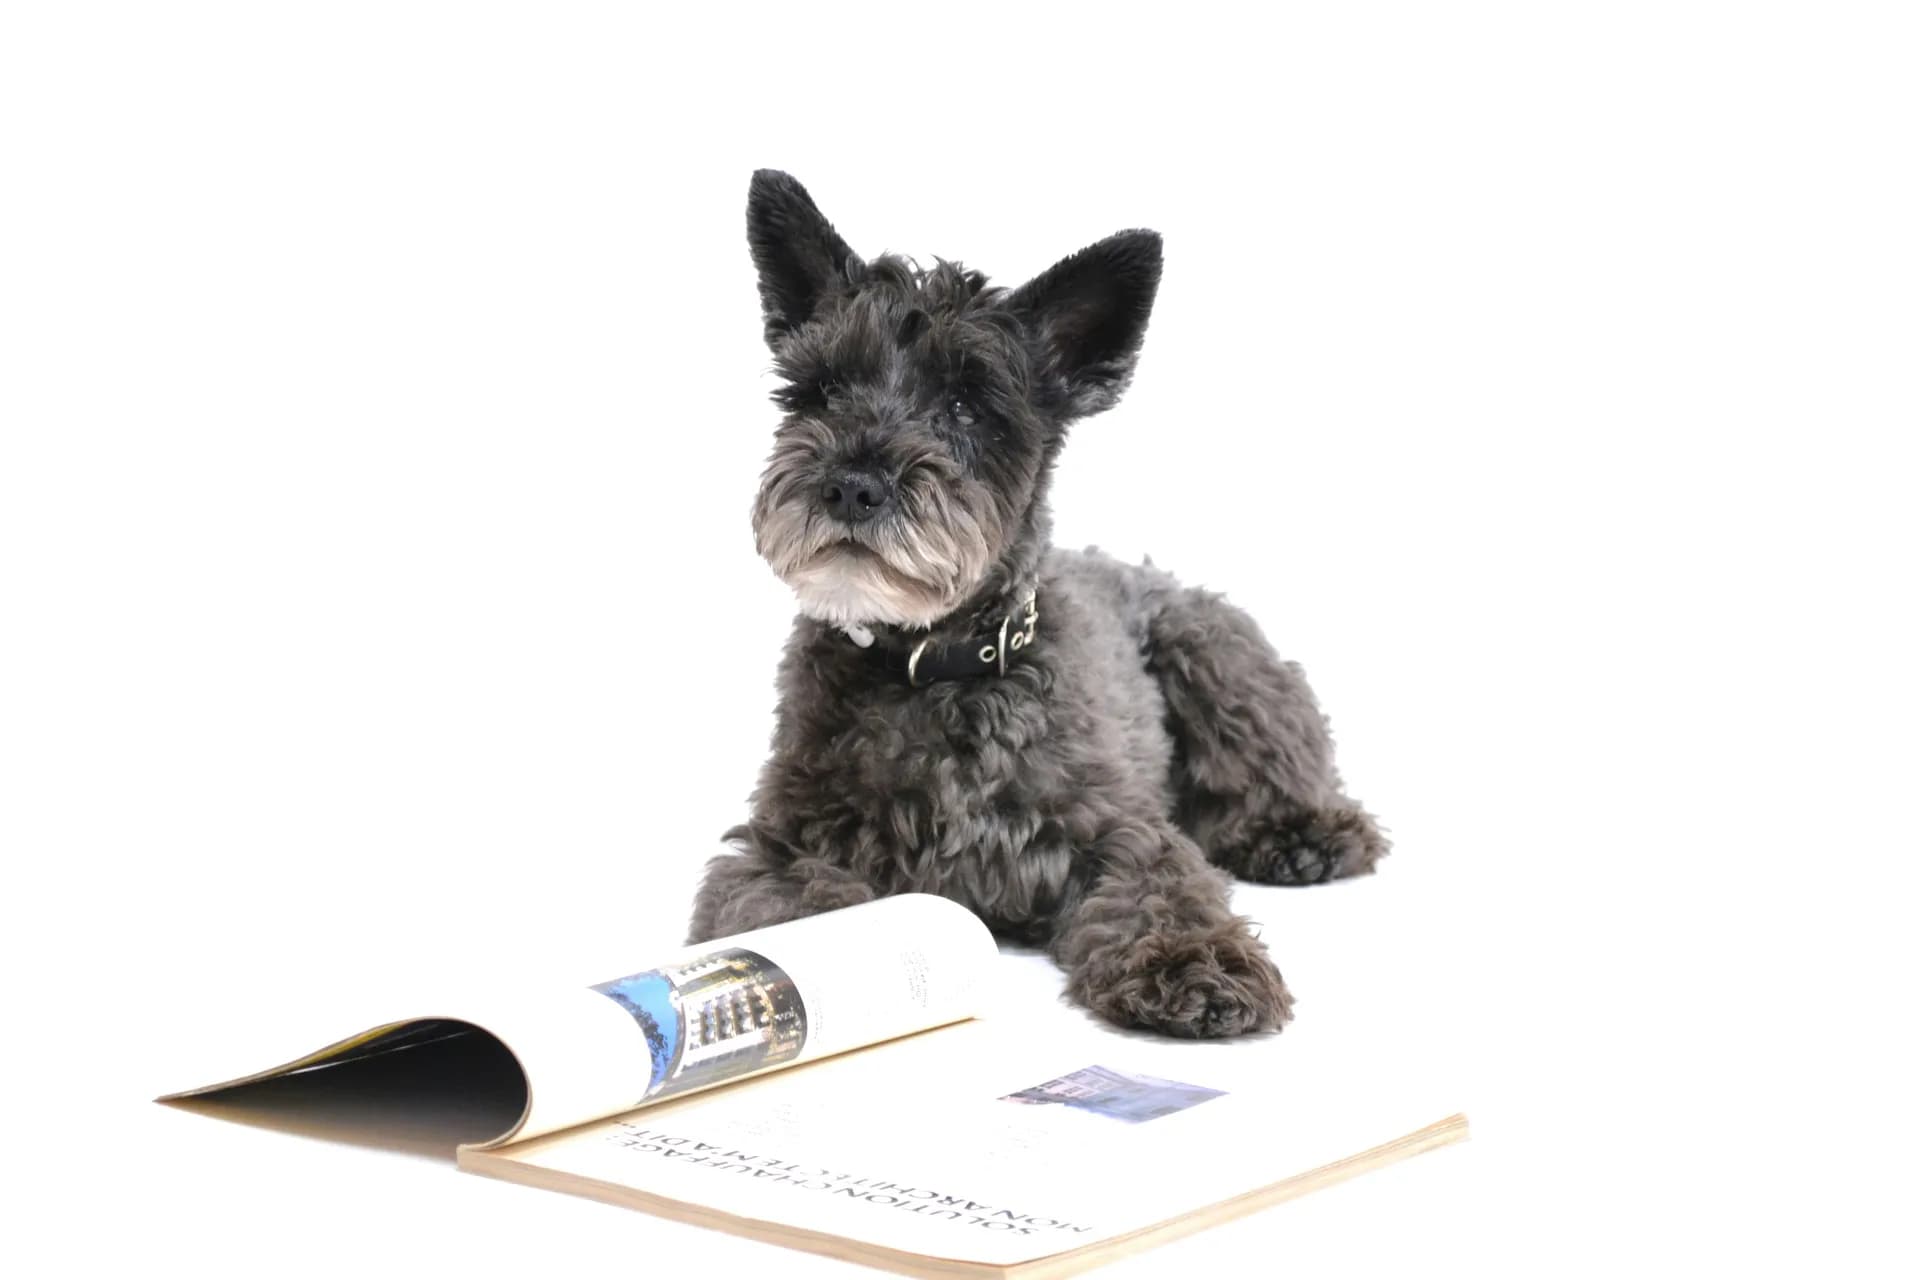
[859,591,1041,687]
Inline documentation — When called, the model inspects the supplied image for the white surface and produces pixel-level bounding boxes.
[4,3,1915,1277]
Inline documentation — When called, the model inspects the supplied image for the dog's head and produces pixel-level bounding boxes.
[745,170,1161,629]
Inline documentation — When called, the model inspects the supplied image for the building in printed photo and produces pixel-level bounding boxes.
[667,949,807,1085]
[593,948,806,1100]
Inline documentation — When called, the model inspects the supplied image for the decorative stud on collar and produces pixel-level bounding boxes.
[863,591,1040,687]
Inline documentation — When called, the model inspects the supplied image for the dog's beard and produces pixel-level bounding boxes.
[753,452,1001,629]
[781,544,951,628]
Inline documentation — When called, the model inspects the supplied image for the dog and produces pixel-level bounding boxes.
[688,171,1388,1037]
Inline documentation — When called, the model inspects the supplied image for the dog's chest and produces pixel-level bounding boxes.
[818,677,1086,929]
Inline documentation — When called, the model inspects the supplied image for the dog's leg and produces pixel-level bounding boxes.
[686,827,877,944]
[1050,822,1293,1037]
[1145,586,1389,884]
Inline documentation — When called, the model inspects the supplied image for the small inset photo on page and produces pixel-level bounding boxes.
[999,1065,1225,1123]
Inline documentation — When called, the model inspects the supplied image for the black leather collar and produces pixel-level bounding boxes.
[853,591,1040,687]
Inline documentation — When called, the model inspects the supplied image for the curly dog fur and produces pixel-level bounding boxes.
[690,171,1387,1036]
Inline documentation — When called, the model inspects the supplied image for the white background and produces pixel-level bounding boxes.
[4,2,1916,1276]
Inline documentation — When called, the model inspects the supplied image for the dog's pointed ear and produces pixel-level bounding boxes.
[747,170,861,347]
[1005,230,1162,418]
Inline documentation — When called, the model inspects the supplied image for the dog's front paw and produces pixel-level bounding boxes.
[1071,924,1294,1038]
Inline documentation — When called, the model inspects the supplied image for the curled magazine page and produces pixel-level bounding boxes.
[158,895,1000,1151]
[573,893,999,1124]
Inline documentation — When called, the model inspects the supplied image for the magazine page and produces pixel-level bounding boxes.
[159,894,999,1150]
[462,970,1467,1268]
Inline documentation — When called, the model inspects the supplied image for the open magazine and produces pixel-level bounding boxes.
[160,895,1467,1278]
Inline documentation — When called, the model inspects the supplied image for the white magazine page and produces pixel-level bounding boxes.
[540,893,998,1140]
[159,894,1001,1149]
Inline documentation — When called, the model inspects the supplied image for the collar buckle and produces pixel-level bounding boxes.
[897,590,1039,688]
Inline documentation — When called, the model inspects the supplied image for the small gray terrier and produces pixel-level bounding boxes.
[689,171,1388,1037]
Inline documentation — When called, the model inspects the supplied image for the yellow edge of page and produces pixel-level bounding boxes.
[456,1112,1470,1280]
[155,1021,423,1099]
[1007,1112,1471,1279]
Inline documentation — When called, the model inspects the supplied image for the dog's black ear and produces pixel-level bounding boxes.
[1005,230,1162,417]
[747,170,861,347]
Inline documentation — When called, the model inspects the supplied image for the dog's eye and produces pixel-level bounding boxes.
[948,398,976,428]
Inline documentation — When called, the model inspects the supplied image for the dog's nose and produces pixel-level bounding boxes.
[821,469,893,523]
